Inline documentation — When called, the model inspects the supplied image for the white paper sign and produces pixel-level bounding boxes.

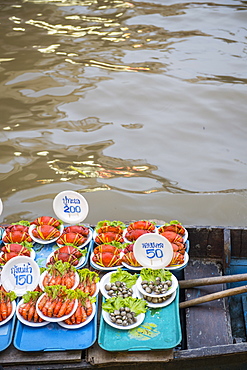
[133,233,173,269]
[53,190,89,224]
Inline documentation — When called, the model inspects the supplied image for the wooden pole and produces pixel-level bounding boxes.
[179,273,247,289]
[179,285,247,309]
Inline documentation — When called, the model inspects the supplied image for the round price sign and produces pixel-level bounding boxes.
[0,198,3,217]
[53,190,89,224]
[1,256,40,296]
[133,233,173,269]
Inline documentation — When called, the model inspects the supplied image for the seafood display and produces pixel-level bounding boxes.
[0,290,17,323]
[47,245,86,266]
[40,261,79,290]
[124,220,156,242]
[2,221,32,244]
[94,220,125,245]
[17,291,45,324]
[0,242,33,264]
[29,216,63,243]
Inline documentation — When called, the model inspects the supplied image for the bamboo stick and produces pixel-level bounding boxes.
[179,273,247,289]
[179,285,247,309]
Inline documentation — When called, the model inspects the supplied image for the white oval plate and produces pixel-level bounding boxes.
[123,227,158,243]
[165,252,189,270]
[46,250,86,269]
[136,273,178,298]
[121,261,143,271]
[0,300,16,327]
[57,228,93,249]
[29,224,64,245]
[16,299,49,327]
[39,270,79,291]
[36,294,78,322]
[158,227,188,243]
[0,248,36,262]
[57,302,96,329]
[136,289,177,308]
[90,253,123,271]
[102,310,145,330]
[99,271,138,299]
[1,230,34,245]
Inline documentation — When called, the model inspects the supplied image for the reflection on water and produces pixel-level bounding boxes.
[0,0,247,226]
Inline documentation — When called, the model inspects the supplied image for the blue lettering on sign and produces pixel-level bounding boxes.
[10,263,33,286]
[141,242,164,259]
[62,196,81,214]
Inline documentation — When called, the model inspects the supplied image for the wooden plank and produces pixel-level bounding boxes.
[0,345,82,365]
[183,259,233,349]
[86,341,173,366]
[186,227,224,259]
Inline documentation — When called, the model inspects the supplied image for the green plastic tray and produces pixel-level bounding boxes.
[98,288,182,351]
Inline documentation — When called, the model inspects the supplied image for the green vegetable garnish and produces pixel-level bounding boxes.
[140,268,172,282]
[102,297,147,315]
[110,268,138,289]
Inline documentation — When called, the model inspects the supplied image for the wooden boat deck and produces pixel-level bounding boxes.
[1,226,247,369]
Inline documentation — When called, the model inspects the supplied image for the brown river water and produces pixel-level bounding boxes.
[0,0,247,227]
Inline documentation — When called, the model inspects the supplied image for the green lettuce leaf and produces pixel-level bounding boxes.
[110,268,138,288]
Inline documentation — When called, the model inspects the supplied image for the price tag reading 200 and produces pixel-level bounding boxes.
[133,233,174,269]
[53,190,89,224]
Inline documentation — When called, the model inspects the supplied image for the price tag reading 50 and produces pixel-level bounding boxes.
[133,233,173,269]
[1,256,40,296]
[53,190,89,224]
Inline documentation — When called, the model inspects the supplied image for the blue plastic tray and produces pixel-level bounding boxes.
[13,300,98,352]
[0,314,16,352]
[98,288,182,352]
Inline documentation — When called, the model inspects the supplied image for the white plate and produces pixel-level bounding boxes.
[39,270,79,291]
[90,253,123,271]
[123,227,158,243]
[136,273,178,298]
[0,248,35,262]
[1,256,40,296]
[121,261,143,271]
[158,227,188,243]
[102,310,145,330]
[165,252,189,270]
[0,300,16,327]
[136,289,177,308]
[36,293,78,322]
[16,299,49,327]
[57,302,96,329]
[1,230,34,245]
[133,233,173,269]
[99,271,138,299]
[57,228,93,249]
[29,224,64,244]
[46,250,86,269]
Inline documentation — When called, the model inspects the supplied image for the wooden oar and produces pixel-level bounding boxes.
[179,273,247,289]
[179,285,247,309]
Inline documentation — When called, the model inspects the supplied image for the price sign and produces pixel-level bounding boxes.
[53,190,89,224]
[133,233,173,269]
[0,198,3,217]
[1,256,40,296]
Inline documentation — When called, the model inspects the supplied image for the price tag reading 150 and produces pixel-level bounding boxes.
[133,233,173,269]
[53,190,89,224]
[1,256,40,296]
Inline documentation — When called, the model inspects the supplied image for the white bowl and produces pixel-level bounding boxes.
[0,300,16,327]
[90,252,123,271]
[57,302,96,329]
[102,310,145,330]
[57,228,93,249]
[46,250,86,269]
[99,271,138,299]
[36,293,78,322]
[136,273,178,298]
[16,299,49,327]
[29,224,64,245]
[136,289,177,308]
